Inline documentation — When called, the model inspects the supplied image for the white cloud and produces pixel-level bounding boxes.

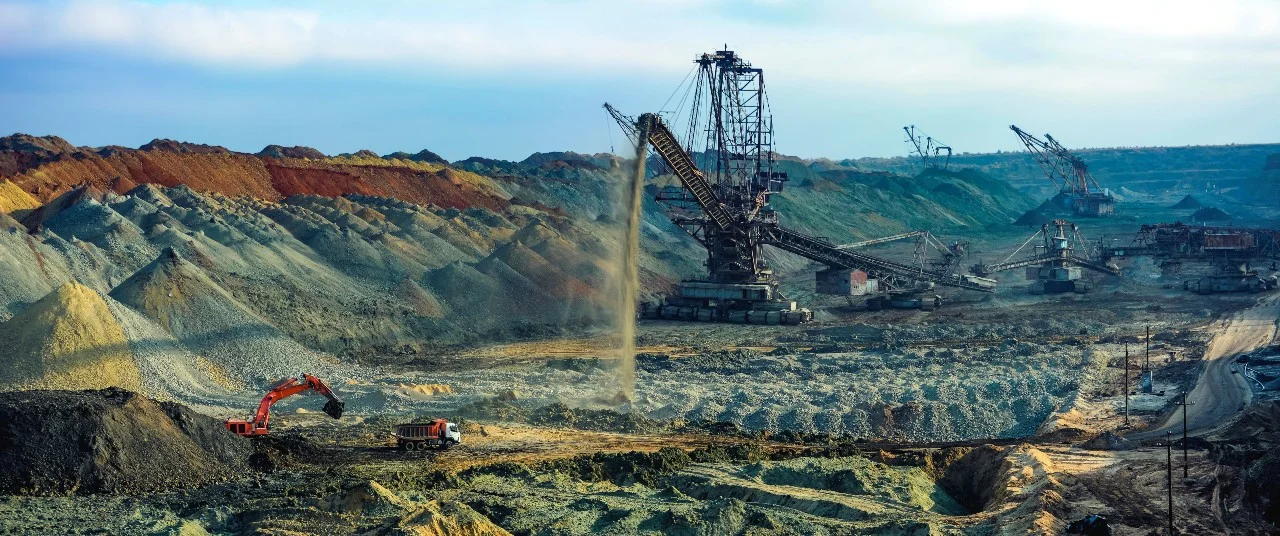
[1,0,1279,103]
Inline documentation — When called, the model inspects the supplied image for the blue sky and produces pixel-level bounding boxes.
[2,0,1279,161]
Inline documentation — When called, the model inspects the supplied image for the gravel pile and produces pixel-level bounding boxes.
[109,248,335,388]
[103,296,232,403]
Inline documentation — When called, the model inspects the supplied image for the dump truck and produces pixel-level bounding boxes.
[394,418,461,451]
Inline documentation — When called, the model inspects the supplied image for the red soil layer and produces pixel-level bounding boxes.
[2,147,506,211]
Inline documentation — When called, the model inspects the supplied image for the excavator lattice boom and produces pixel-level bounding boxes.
[1010,125,1115,217]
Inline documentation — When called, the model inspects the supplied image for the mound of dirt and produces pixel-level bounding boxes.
[527,402,662,434]
[316,480,511,535]
[0,388,250,494]
[1080,431,1134,451]
[0,180,39,217]
[109,247,330,386]
[248,433,325,473]
[257,145,326,159]
[1219,400,1280,447]
[0,282,141,392]
[396,383,454,399]
[0,133,78,155]
[383,149,449,165]
[1191,206,1231,222]
[1013,209,1051,226]
[1171,194,1203,209]
[1242,449,1280,527]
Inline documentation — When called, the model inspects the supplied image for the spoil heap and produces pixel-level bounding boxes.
[1171,195,1203,209]
[0,388,250,494]
[110,247,330,387]
[0,180,39,217]
[0,282,141,392]
[1191,206,1231,222]
[1013,209,1051,226]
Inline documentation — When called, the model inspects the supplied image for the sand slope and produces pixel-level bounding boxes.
[0,282,141,392]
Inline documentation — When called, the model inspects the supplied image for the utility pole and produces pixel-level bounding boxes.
[1143,325,1153,394]
[1123,344,1130,425]
[1176,394,1194,479]
[1145,325,1151,370]
[1167,431,1175,535]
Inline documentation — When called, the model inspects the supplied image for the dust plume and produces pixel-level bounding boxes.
[616,134,648,398]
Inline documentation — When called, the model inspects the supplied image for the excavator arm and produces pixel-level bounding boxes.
[226,373,345,437]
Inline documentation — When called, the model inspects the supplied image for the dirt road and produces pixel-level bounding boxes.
[1133,294,1280,439]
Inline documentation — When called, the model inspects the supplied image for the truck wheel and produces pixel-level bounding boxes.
[402,441,415,452]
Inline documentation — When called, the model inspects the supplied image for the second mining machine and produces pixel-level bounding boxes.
[605,49,995,324]
[1098,223,1280,293]
[971,219,1120,294]
[1011,125,1115,217]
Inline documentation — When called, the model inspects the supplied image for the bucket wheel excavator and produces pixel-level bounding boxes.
[605,49,995,324]
[971,219,1120,294]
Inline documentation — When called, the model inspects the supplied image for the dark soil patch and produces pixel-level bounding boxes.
[0,388,250,494]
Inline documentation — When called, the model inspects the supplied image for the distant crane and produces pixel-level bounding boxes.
[903,125,952,172]
[1010,125,1115,217]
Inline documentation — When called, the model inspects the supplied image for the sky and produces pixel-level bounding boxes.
[2,0,1279,162]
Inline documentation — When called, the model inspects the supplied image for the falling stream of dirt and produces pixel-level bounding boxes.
[616,132,648,398]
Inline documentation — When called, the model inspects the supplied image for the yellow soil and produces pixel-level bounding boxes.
[0,282,141,392]
[0,180,39,217]
[396,383,454,399]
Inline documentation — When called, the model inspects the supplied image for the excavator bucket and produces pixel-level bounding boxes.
[323,399,345,420]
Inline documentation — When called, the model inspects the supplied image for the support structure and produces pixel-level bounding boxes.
[1124,344,1130,425]
[1144,325,1154,393]
[1167,431,1175,535]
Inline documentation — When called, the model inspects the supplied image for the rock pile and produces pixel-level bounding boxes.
[1171,194,1203,209]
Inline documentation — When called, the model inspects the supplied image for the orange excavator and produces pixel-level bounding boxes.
[224,373,345,437]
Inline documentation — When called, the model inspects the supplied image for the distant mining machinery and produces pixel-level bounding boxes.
[1010,125,1115,217]
[605,49,995,324]
[1099,223,1280,293]
[971,219,1120,294]
[903,125,952,172]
